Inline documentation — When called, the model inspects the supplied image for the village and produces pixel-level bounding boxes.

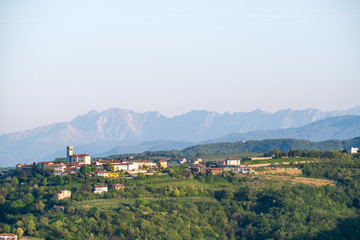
[13,146,261,199]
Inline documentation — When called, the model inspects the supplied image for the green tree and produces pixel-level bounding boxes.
[27,220,36,235]
[16,228,24,239]
[81,165,91,174]
[106,163,114,172]
[3,225,11,233]
[40,177,47,186]
[35,200,45,213]
[23,193,35,205]
[137,173,145,180]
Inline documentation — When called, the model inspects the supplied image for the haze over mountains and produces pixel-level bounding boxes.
[1,106,360,167]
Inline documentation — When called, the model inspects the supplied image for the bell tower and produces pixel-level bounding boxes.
[67,146,74,162]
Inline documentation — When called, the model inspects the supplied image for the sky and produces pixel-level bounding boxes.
[0,0,360,134]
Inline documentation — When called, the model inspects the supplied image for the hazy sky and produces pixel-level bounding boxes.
[1,0,359,134]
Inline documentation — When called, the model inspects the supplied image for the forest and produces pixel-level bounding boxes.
[0,151,359,239]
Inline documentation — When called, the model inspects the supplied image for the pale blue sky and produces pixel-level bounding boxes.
[1,0,359,134]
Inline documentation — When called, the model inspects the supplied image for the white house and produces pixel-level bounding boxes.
[44,163,66,172]
[219,157,241,166]
[351,147,358,154]
[113,163,136,172]
[96,171,109,177]
[94,185,108,194]
[132,160,156,170]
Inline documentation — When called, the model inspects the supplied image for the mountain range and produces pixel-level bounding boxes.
[1,106,360,167]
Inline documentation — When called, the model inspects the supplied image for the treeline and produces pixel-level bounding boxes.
[182,137,360,156]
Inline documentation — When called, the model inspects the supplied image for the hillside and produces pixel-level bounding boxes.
[182,137,360,156]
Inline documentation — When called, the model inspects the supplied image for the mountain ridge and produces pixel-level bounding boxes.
[1,106,360,167]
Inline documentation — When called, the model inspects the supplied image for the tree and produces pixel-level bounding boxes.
[0,195,5,205]
[16,228,24,239]
[106,163,114,172]
[3,225,11,233]
[56,176,65,185]
[26,220,36,235]
[81,165,91,174]
[40,177,47,186]
[137,173,145,180]
[23,193,34,205]
[274,148,281,158]
[35,200,45,213]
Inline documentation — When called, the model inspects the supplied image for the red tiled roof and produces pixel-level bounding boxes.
[194,164,206,168]
[228,157,240,160]
[17,163,32,167]
[0,233,17,236]
[94,185,108,188]
[74,154,91,157]
[100,160,123,164]
[53,206,65,209]
[44,164,65,167]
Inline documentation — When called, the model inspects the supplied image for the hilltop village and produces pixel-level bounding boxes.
[16,146,260,178]
[15,147,260,182]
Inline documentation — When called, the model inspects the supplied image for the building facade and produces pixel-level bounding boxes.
[57,189,71,200]
[66,146,91,165]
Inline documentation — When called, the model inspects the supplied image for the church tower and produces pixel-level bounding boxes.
[67,146,74,162]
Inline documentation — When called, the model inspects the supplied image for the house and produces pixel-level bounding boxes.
[16,163,32,171]
[0,233,17,240]
[96,171,109,178]
[66,146,91,165]
[38,161,54,169]
[94,185,108,194]
[96,171,120,178]
[44,163,66,172]
[95,159,122,167]
[179,158,187,164]
[193,159,203,165]
[108,172,120,178]
[132,160,156,170]
[113,163,136,172]
[111,184,125,190]
[192,164,206,173]
[224,167,256,174]
[219,157,241,166]
[57,189,71,200]
[158,159,168,169]
[208,168,222,175]
[351,147,358,154]
[52,205,65,212]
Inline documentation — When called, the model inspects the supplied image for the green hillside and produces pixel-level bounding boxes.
[181,137,360,156]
